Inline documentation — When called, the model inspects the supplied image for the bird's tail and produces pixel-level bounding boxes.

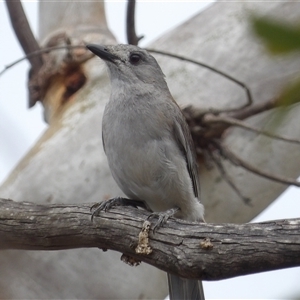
[167,273,205,300]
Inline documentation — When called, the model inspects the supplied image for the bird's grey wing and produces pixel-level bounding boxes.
[173,111,200,198]
[171,111,205,300]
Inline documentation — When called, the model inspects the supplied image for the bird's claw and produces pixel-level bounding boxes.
[91,197,146,221]
[147,207,180,234]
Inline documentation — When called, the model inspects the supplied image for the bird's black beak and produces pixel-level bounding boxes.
[86,44,118,62]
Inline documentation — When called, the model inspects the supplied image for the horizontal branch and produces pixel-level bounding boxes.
[1,198,300,281]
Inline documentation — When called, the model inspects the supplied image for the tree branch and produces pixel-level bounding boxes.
[218,142,300,187]
[203,114,300,145]
[1,198,300,281]
[229,97,278,120]
[126,0,143,45]
[5,0,43,72]
[0,45,89,77]
[209,150,251,205]
[147,48,253,109]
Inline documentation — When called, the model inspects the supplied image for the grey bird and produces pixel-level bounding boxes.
[86,43,205,300]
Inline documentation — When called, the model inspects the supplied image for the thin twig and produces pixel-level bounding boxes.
[126,0,143,45]
[0,45,88,77]
[209,150,252,205]
[229,97,278,120]
[147,48,253,109]
[218,142,300,187]
[5,0,43,72]
[204,114,300,145]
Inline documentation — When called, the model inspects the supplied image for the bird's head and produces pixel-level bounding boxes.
[86,44,167,89]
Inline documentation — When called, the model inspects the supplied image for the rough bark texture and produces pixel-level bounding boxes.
[1,198,300,281]
[1,1,300,299]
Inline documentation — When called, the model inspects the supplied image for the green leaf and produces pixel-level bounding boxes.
[264,79,300,134]
[251,15,300,54]
[278,78,300,106]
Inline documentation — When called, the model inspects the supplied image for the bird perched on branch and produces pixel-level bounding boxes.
[86,43,205,300]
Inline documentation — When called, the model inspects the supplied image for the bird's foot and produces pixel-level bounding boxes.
[147,207,180,234]
[91,197,146,221]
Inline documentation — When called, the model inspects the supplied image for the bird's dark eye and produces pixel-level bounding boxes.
[129,53,141,65]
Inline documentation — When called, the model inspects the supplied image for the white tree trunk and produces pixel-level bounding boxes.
[1,1,300,298]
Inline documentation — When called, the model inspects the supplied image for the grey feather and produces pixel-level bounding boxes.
[173,115,200,199]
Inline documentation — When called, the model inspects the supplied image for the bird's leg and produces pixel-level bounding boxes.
[91,197,147,221]
[147,207,180,233]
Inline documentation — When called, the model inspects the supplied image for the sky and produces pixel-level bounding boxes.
[1,1,300,299]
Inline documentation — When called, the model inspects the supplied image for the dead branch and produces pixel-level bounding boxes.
[218,142,300,187]
[0,45,89,77]
[126,0,143,45]
[203,114,300,145]
[147,48,253,109]
[183,97,281,142]
[1,198,300,281]
[229,97,278,120]
[209,150,251,205]
[5,0,43,73]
